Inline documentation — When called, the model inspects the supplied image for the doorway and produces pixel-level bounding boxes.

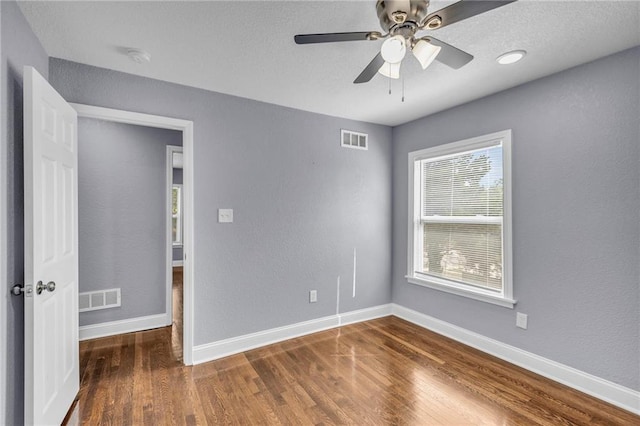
[169,146,184,359]
[72,103,195,365]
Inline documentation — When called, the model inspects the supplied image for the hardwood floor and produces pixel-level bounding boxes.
[74,312,639,425]
[172,266,183,361]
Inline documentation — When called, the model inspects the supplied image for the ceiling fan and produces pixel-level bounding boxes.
[294,0,516,84]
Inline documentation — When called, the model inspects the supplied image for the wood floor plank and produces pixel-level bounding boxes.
[71,317,639,425]
[69,272,639,425]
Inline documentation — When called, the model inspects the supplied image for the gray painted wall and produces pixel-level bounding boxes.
[6,2,634,419]
[50,58,393,345]
[1,1,49,423]
[172,246,182,260]
[172,245,183,263]
[173,167,183,185]
[78,118,182,326]
[173,167,183,262]
[172,246,183,263]
[391,47,640,391]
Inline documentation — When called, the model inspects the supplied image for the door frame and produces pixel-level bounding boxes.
[70,103,195,365]
[0,146,6,424]
[167,145,183,330]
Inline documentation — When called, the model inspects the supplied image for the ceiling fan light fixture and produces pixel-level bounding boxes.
[295,0,518,84]
[380,35,407,64]
[378,61,401,79]
[496,50,526,65]
[412,38,441,69]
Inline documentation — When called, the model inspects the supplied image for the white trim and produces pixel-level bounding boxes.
[407,276,516,308]
[391,304,640,415]
[172,151,183,169]
[407,129,514,307]
[193,304,392,364]
[182,122,195,365]
[166,147,182,329]
[172,260,184,267]
[79,313,169,341]
[0,86,6,425]
[408,132,505,162]
[72,103,195,365]
[421,215,502,224]
[70,103,189,131]
[338,304,391,326]
[191,302,638,413]
[501,132,514,302]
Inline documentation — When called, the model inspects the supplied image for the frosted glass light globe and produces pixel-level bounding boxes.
[378,61,401,79]
[380,35,407,64]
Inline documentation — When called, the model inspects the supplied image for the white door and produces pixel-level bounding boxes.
[23,66,79,425]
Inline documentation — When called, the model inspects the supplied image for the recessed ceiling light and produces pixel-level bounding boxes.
[496,50,526,65]
[126,48,151,64]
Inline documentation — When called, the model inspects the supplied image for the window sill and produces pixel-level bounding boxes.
[172,243,183,248]
[406,275,516,309]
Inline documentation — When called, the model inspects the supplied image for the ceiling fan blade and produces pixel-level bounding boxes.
[294,32,377,44]
[427,37,474,69]
[425,0,517,30]
[354,52,385,84]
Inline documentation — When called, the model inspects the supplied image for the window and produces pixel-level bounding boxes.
[407,130,514,308]
[172,184,183,246]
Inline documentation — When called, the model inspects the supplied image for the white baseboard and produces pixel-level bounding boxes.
[79,313,170,341]
[338,303,392,326]
[193,304,392,364]
[172,260,183,267]
[391,304,640,415]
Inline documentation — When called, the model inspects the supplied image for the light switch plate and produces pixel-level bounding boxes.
[218,208,233,223]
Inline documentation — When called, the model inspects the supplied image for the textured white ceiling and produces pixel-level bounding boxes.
[18,0,640,126]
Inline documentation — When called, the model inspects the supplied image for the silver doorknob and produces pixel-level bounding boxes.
[36,280,56,295]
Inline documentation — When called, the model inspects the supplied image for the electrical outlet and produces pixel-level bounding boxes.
[516,312,528,329]
[218,209,233,223]
[309,290,317,303]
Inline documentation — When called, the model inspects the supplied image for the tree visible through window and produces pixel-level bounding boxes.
[407,130,513,307]
[172,185,182,245]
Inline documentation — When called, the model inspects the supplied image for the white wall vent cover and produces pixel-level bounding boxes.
[341,129,368,150]
[79,288,121,312]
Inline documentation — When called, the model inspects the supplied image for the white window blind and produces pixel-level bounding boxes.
[418,145,503,291]
[407,130,513,307]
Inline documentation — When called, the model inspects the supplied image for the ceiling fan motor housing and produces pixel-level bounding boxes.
[376,0,431,35]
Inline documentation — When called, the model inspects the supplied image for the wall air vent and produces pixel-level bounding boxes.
[79,288,121,312]
[341,129,368,150]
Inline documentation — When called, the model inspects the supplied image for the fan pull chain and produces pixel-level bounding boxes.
[402,75,405,102]
[388,76,391,95]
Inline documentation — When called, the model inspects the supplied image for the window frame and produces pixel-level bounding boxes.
[406,129,515,308]
[172,184,183,246]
